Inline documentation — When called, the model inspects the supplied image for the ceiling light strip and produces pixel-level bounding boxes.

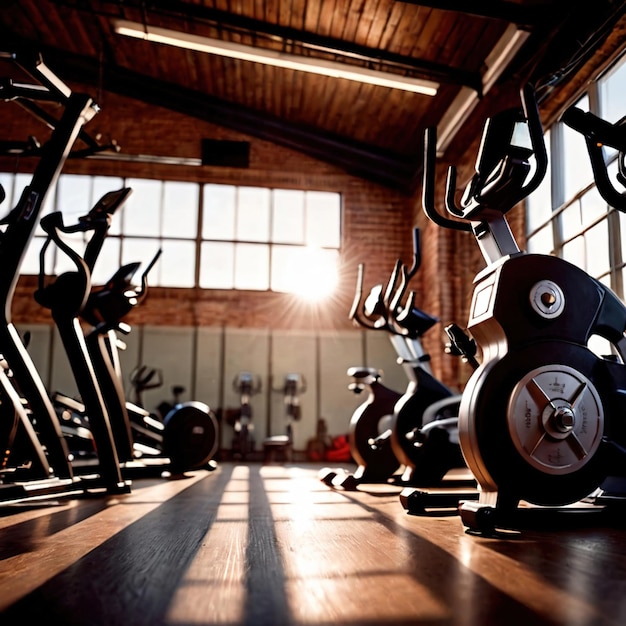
[113,19,439,96]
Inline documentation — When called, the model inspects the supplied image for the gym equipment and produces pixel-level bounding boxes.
[128,370,204,464]
[46,200,219,476]
[34,192,134,490]
[318,256,406,487]
[319,365,402,487]
[399,322,481,514]
[229,371,261,460]
[129,366,186,422]
[0,50,129,502]
[322,229,472,497]
[85,258,219,474]
[382,230,466,488]
[422,83,626,533]
[263,373,306,463]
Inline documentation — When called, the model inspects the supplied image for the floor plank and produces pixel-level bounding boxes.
[1,463,625,625]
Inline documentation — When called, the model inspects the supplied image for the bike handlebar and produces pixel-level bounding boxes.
[562,107,626,152]
[562,106,626,212]
[423,83,547,229]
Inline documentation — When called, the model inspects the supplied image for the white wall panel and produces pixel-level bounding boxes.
[318,331,364,439]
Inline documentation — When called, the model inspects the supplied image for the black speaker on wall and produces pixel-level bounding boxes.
[201,139,250,168]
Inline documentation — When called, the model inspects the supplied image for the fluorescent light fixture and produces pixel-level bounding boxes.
[113,19,439,96]
[436,24,531,155]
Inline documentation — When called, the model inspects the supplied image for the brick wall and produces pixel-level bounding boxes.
[1,88,421,362]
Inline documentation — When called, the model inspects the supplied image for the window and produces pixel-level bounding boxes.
[199,185,341,299]
[525,52,626,297]
[0,172,342,299]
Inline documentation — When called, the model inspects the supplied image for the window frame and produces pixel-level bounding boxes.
[0,173,343,294]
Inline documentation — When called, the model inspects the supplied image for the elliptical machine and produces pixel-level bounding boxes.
[382,230,466,488]
[319,256,407,488]
[422,83,626,533]
[0,49,129,500]
[38,191,218,477]
[81,251,219,474]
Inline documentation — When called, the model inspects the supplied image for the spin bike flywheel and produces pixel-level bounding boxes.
[390,370,462,485]
[459,341,610,506]
[163,401,219,471]
[349,383,402,481]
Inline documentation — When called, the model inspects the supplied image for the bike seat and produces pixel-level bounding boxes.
[347,367,381,380]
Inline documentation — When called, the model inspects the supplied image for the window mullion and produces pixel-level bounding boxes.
[551,124,566,257]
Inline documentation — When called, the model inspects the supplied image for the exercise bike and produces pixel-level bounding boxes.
[422,83,626,533]
[318,364,402,487]
[129,365,185,423]
[319,256,408,488]
[228,371,261,460]
[263,373,306,463]
[322,229,470,497]
[383,231,467,490]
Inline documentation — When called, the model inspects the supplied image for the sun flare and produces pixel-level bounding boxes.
[282,246,339,303]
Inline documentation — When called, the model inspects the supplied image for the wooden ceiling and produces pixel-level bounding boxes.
[1,0,625,193]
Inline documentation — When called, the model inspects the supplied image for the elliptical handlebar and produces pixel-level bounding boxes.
[407,226,421,277]
[561,106,626,152]
[389,227,421,310]
[349,260,399,333]
[1,49,72,101]
[382,258,403,313]
[517,83,548,201]
[36,212,90,307]
[138,248,163,298]
[387,227,420,328]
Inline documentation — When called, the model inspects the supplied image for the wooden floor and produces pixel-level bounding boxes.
[1,462,626,626]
